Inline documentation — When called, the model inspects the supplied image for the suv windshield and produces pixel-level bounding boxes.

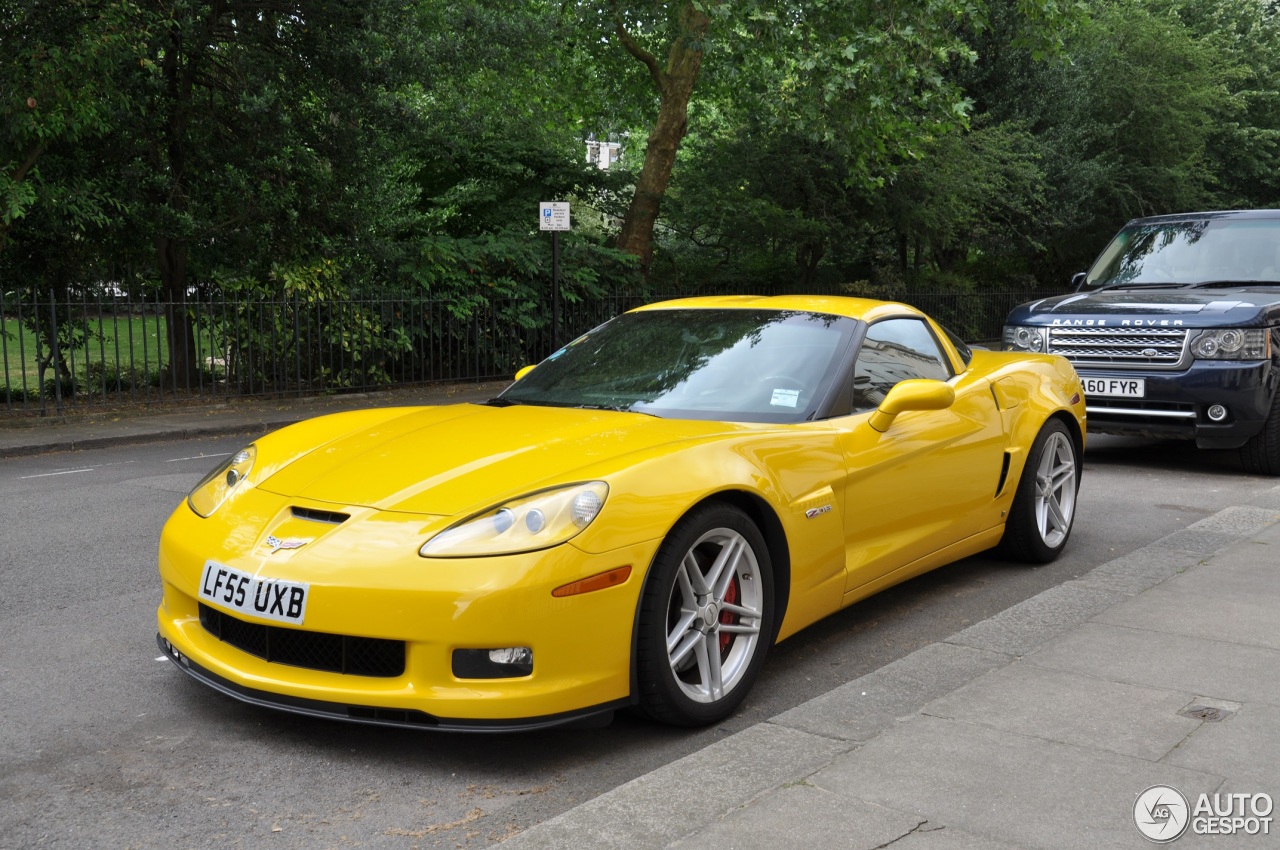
[499,308,857,423]
[1085,218,1280,288]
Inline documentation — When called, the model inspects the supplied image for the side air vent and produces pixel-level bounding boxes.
[995,451,1012,497]
[292,506,350,525]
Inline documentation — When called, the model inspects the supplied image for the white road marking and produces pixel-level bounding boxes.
[166,453,230,463]
[20,468,94,479]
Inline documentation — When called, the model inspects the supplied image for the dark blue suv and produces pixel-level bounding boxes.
[1004,209,1280,475]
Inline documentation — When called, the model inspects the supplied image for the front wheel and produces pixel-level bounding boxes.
[635,503,775,726]
[999,419,1079,563]
[1238,390,1280,476]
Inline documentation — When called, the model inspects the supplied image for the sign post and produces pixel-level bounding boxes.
[539,202,570,349]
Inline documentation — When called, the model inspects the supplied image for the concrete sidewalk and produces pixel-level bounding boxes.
[4,389,1278,848]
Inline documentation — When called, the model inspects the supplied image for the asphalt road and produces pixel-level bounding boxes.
[1,434,1276,849]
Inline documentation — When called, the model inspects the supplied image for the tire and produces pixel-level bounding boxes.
[1238,390,1280,476]
[998,419,1079,563]
[635,503,775,726]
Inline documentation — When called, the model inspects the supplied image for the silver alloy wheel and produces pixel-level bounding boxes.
[1034,430,1077,548]
[665,526,764,704]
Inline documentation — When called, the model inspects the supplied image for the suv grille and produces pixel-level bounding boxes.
[199,603,405,677]
[1048,326,1188,367]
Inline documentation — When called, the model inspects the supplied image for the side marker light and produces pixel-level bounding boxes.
[552,566,633,598]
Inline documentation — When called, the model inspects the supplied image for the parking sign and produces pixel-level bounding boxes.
[539,201,570,231]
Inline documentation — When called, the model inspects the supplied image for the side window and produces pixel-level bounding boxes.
[852,318,953,412]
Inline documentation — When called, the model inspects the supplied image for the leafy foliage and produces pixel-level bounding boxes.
[4,0,1280,397]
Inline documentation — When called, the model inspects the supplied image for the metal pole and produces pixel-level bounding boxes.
[551,230,561,351]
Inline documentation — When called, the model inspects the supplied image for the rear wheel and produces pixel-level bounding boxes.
[635,504,775,726]
[999,419,1079,563]
[1238,391,1280,476]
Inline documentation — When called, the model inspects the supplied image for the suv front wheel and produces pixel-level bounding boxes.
[1239,390,1280,475]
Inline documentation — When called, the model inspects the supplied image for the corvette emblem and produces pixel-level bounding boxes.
[264,535,312,554]
[805,505,832,519]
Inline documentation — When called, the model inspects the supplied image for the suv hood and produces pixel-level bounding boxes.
[1008,289,1280,328]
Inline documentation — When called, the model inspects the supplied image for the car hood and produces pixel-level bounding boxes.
[1007,289,1280,327]
[256,403,749,516]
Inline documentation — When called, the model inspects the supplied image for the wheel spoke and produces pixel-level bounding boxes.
[1046,495,1068,534]
[675,561,699,608]
[669,627,701,668]
[692,633,724,700]
[682,551,709,596]
[704,537,743,601]
[717,622,760,636]
[719,600,759,619]
[1049,459,1074,491]
[667,609,698,654]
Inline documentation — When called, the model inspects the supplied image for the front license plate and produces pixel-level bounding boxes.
[1081,376,1145,398]
[199,560,309,625]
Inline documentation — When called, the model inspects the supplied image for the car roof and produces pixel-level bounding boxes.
[1125,209,1280,227]
[632,294,926,323]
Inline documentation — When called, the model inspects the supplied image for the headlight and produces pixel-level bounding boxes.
[1190,328,1269,360]
[187,445,257,518]
[420,482,609,558]
[1003,325,1047,353]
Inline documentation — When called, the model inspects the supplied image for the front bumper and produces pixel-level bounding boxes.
[156,634,626,731]
[1078,359,1275,448]
[156,493,660,728]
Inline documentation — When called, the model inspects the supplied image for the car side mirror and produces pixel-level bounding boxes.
[1070,272,1087,291]
[514,364,536,382]
[868,379,955,432]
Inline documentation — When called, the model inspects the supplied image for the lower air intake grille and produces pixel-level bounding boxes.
[199,604,404,677]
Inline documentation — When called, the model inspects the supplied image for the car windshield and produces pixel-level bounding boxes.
[499,308,858,423]
[1085,218,1280,289]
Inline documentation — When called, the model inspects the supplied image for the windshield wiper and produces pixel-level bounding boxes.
[575,402,659,417]
[483,397,523,407]
[1191,279,1280,288]
[1090,282,1192,292]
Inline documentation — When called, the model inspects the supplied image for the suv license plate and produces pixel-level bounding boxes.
[1082,377,1145,398]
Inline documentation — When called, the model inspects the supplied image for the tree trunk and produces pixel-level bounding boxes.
[156,234,199,388]
[150,18,202,389]
[614,3,712,276]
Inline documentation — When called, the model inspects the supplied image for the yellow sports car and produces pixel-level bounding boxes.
[156,296,1085,730]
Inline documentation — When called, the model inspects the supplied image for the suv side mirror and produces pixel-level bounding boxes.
[1071,272,1087,291]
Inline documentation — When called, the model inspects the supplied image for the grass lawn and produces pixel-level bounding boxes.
[1,314,172,391]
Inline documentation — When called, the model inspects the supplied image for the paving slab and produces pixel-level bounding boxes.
[921,663,1200,762]
[1029,622,1280,709]
[808,714,1222,850]
[1093,546,1280,651]
[1162,702,1280,788]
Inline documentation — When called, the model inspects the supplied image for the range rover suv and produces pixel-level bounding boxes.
[1004,209,1280,475]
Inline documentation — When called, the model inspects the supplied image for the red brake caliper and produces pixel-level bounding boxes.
[719,577,738,655]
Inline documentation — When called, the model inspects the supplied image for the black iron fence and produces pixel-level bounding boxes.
[1,287,1056,416]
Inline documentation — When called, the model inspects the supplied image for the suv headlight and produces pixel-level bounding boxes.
[1190,328,1270,360]
[188,445,256,517]
[1003,325,1047,353]
[420,482,609,558]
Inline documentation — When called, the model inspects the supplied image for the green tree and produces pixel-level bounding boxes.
[0,0,144,251]
[571,0,1080,276]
